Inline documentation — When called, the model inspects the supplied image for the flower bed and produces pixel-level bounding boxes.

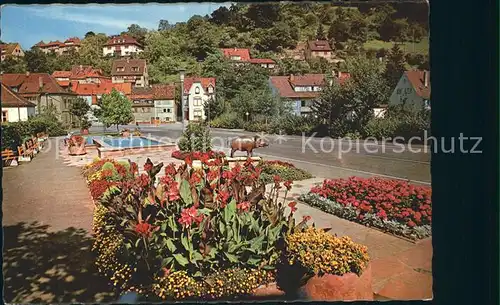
[299,177,432,240]
[85,156,371,301]
[258,160,313,184]
[171,150,226,161]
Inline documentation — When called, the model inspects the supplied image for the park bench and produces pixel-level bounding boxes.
[1,149,18,166]
[17,142,34,162]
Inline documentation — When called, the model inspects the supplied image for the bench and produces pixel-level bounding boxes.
[18,143,34,162]
[1,149,18,166]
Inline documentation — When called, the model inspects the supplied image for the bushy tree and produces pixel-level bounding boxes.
[178,122,212,152]
[0,56,27,73]
[384,43,407,88]
[316,23,326,40]
[69,97,91,129]
[24,48,52,73]
[97,89,134,130]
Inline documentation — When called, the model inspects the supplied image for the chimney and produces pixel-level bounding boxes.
[39,77,43,89]
[289,74,294,82]
[423,71,429,88]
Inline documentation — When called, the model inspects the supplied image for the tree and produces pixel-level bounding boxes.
[328,17,350,43]
[209,6,232,25]
[84,31,95,38]
[0,56,27,73]
[316,23,326,40]
[69,97,91,129]
[24,48,52,73]
[245,4,281,28]
[384,43,407,88]
[98,89,134,130]
[158,20,174,31]
[204,95,225,122]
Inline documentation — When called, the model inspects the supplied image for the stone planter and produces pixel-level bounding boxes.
[252,282,285,298]
[69,144,87,156]
[298,264,373,301]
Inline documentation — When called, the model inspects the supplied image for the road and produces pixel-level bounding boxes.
[93,123,431,185]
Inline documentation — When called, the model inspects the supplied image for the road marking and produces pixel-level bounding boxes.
[213,146,431,186]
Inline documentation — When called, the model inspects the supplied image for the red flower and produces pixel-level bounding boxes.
[167,187,180,202]
[207,169,219,182]
[407,220,416,227]
[185,156,193,166]
[165,163,177,176]
[288,201,297,213]
[144,162,153,172]
[178,206,200,228]
[303,215,312,222]
[218,190,231,207]
[138,174,150,187]
[200,153,210,165]
[135,222,153,237]
[222,170,234,180]
[273,175,281,184]
[189,172,202,185]
[130,162,139,174]
[237,201,251,212]
[192,151,201,160]
[284,180,293,191]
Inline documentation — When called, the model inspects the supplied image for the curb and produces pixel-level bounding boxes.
[212,128,246,132]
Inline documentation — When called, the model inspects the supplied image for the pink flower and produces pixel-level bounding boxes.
[135,222,152,237]
[284,180,293,191]
[178,206,200,228]
[288,201,297,213]
[237,201,251,212]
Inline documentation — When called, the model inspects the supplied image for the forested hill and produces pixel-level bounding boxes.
[1,2,429,84]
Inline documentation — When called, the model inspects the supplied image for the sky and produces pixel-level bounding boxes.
[1,3,232,49]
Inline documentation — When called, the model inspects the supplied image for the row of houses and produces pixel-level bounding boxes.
[1,66,430,125]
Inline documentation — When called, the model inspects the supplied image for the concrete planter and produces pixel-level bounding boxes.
[69,144,87,156]
[251,282,285,298]
[298,264,373,301]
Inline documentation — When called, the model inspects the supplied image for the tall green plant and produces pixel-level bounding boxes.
[178,122,212,152]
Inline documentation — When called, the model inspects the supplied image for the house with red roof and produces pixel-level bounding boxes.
[1,82,36,123]
[128,84,176,123]
[1,72,78,125]
[389,70,431,111]
[305,40,333,61]
[34,37,81,55]
[53,65,110,89]
[220,48,277,69]
[183,77,216,121]
[269,72,350,116]
[103,34,143,57]
[111,58,149,87]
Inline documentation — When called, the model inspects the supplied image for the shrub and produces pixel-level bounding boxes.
[363,108,430,140]
[244,121,272,133]
[178,122,212,152]
[90,157,309,297]
[258,160,313,184]
[270,115,318,136]
[300,176,432,240]
[285,227,370,277]
[210,112,244,129]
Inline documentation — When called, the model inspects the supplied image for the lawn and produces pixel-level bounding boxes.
[363,39,429,55]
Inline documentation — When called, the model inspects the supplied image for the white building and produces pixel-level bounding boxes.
[183,77,216,121]
[389,70,431,111]
[103,34,143,57]
[1,83,36,122]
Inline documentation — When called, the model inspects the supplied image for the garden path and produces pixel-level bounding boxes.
[2,138,116,303]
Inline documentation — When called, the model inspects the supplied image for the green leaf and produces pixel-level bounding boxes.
[166,239,176,252]
[135,238,141,248]
[247,257,261,266]
[193,252,204,261]
[173,254,189,266]
[224,199,236,223]
[209,247,218,258]
[180,179,193,205]
[161,257,174,267]
[225,252,239,263]
[169,216,178,232]
[219,221,225,234]
[161,222,167,231]
[198,208,212,215]
[193,271,203,278]
[250,235,265,250]
[228,242,244,253]
[181,235,189,251]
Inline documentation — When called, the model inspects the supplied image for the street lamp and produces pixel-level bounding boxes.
[245,112,249,122]
[178,68,186,131]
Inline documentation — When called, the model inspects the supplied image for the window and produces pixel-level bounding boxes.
[163,109,167,113]
[424,100,431,109]
[193,97,202,106]
[132,67,139,72]
[167,108,172,113]
[301,101,306,107]
[195,86,200,94]
[194,109,202,118]
[2,111,7,122]
[231,56,241,61]
[117,67,125,72]
[207,86,214,94]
